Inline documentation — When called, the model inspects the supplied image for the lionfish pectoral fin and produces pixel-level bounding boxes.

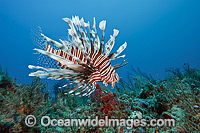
[87,85,96,96]
[41,33,68,51]
[81,84,95,96]
[59,81,76,88]
[29,65,82,81]
[63,79,89,95]
[28,70,48,78]
[34,48,84,71]
[67,84,83,94]
[74,83,90,95]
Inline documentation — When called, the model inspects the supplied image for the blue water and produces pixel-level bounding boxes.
[0,0,200,87]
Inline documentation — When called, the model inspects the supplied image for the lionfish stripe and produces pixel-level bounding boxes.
[81,85,94,96]
[99,61,111,72]
[63,18,94,68]
[42,34,82,63]
[34,48,85,72]
[81,85,92,96]
[101,67,111,77]
[104,69,114,82]
[68,80,89,95]
[75,83,90,95]
[74,84,87,95]
[45,43,51,52]
[46,44,94,72]
[93,55,104,66]
[59,81,76,88]
[68,85,83,94]
[86,85,96,96]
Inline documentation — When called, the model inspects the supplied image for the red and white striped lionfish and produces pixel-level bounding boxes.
[28,16,127,96]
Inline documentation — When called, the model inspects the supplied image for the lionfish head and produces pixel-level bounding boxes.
[28,16,127,96]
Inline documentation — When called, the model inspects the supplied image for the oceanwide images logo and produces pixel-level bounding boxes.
[25,115,175,129]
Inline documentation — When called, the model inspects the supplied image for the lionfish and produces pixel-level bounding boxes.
[28,16,127,96]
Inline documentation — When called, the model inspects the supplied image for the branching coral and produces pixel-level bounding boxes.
[0,77,50,132]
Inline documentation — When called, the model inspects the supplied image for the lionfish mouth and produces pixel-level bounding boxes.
[28,16,127,96]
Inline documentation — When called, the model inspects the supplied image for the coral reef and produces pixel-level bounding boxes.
[0,64,199,132]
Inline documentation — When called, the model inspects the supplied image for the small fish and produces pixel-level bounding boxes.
[28,16,127,96]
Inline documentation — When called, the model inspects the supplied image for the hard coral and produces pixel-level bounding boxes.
[104,104,112,114]
[101,93,114,102]
[89,83,128,120]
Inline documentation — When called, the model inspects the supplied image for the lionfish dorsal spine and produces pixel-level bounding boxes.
[103,29,119,56]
